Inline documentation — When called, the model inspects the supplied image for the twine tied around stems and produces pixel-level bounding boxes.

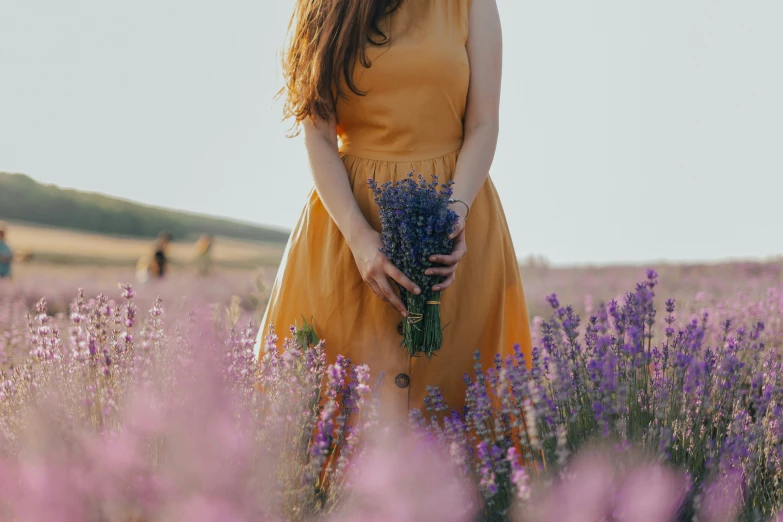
[401,291,443,358]
[407,302,438,324]
[407,313,424,325]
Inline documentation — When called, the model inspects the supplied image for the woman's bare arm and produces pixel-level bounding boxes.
[302,117,421,315]
[427,0,503,290]
[303,118,373,247]
[452,0,502,209]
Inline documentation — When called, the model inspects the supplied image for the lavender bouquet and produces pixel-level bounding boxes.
[369,173,459,358]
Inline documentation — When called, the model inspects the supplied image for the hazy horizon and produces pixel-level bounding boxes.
[2,0,782,266]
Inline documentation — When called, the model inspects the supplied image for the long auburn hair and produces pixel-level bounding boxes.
[282,0,402,126]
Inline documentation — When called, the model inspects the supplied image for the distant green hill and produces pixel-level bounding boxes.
[0,172,289,243]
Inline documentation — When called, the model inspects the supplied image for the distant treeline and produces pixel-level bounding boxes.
[0,172,289,243]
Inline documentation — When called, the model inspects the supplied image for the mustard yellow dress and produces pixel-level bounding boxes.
[257,0,532,416]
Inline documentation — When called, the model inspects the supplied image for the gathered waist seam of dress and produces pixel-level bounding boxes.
[339,147,462,165]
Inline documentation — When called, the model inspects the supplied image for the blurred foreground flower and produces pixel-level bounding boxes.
[519,445,687,522]
[0,286,376,521]
[2,270,783,521]
[330,431,477,522]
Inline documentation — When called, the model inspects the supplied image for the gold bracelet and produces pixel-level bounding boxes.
[448,198,470,219]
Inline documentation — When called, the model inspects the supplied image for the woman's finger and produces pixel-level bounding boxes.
[448,217,465,240]
[430,234,467,266]
[429,248,466,266]
[449,234,468,261]
[366,279,388,303]
[425,264,457,277]
[377,277,408,316]
[433,272,456,292]
[430,253,459,266]
[385,263,421,296]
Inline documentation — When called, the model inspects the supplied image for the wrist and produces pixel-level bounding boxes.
[344,221,376,250]
[448,198,470,221]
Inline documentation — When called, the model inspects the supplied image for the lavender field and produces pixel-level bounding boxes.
[2,259,783,521]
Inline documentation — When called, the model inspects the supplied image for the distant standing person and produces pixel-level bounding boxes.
[150,231,171,278]
[0,222,12,279]
[194,234,214,276]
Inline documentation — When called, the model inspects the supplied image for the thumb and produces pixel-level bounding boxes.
[448,220,463,240]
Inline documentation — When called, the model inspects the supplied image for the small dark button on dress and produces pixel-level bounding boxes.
[395,373,411,389]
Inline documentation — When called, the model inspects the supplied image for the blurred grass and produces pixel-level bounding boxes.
[25,252,283,269]
[4,222,285,269]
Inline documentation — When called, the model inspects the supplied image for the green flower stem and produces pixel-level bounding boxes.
[401,291,444,358]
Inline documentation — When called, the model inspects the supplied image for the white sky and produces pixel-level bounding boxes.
[1,0,781,265]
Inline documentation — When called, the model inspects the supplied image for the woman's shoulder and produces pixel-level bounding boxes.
[413,0,471,35]
[431,0,472,16]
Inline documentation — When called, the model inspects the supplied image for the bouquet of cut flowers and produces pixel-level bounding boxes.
[368,173,460,358]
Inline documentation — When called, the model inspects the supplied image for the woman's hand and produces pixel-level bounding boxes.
[350,229,421,317]
[426,206,468,292]
[301,117,421,315]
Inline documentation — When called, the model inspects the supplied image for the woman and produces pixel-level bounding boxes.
[194,234,214,276]
[151,231,171,278]
[257,0,532,416]
[0,221,13,280]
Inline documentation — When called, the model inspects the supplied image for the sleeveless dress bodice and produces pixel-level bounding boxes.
[336,0,471,162]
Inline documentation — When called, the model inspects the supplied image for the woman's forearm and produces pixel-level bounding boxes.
[451,120,499,207]
[303,119,374,247]
[453,0,503,210]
